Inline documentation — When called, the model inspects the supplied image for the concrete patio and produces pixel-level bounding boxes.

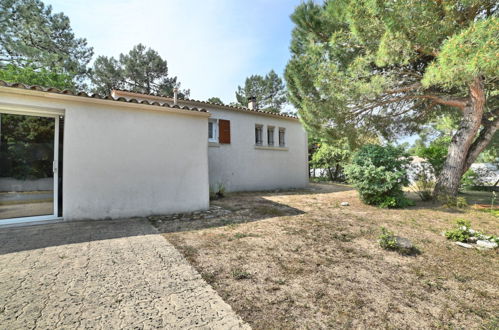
[0,219,248,329]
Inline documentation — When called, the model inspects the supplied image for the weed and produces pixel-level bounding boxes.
[202,271,217,284]
[228,232,260,241]
[181,245,198,259]
[379,227,397,250]
[210,183,226,200]
[231,268,252,280]
[439,195,468,208]
[379,227,420,255]
[332,232,353,242]
[453,273,471,283]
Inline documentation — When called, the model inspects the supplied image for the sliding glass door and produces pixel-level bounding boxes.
[0,112,60,223]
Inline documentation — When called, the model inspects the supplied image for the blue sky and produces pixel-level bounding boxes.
[46,0,303,104]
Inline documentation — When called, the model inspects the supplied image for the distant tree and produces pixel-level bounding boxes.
[285,1,499,198]
[235,74,266,108]
[0,64,74,89]
[207,97,224,105]
[90,44,189,97]
[235,69,287,112]
[0,0,93,86]
[0,64,74,179]
[311,140,351,181]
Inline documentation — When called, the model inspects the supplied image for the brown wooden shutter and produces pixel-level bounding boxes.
[219,119,231,144]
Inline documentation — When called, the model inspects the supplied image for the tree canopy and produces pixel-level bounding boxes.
[0,0,93,85]
[90,44,188,97]
[285,0,498,196]
[0,64,74,89]
[235,69,287,112]
[207,97,224,105]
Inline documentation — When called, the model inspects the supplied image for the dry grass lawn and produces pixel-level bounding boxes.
[156,184,498,329]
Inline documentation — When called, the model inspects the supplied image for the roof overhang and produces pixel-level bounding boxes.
[0,85,211,119]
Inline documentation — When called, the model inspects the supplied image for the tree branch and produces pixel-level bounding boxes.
[418,94,467,109]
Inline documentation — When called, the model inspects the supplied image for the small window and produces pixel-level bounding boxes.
[208,119,218,142]
[279,128,285,147]
[267,126,274,146]
[255,125,263,145]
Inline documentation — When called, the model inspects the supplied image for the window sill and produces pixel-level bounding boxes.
[254,145,288,151]
[208,142,220,147]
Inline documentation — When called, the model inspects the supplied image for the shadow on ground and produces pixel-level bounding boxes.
[151,195,305,234]
[0,184,353,255]
[0,218,156,255]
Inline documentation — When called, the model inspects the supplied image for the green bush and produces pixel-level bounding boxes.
[444,219,471,242]
[345,144,413,208]
[379,227,398,250]
[438,195,468,208]
[414,136,450,175]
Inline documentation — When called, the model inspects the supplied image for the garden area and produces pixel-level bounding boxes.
[155,184,498,329]
[152,143,498,329]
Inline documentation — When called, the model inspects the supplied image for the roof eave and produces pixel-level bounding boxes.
[0,85,211,118]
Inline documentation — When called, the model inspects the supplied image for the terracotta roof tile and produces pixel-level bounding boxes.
[112,88,299,120]
[0,81,208,113]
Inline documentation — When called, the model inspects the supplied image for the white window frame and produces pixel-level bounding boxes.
[279,127,286,147]
[208,118,218,143]
[0,106,63,225]
[255,124,263,146]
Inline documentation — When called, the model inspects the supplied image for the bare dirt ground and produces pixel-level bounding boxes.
[154,184,498,329]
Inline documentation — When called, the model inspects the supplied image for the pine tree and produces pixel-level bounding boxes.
[90,44,189,97]
[235,70,287,112]
[0,0,93,85]
[285,1,498,197]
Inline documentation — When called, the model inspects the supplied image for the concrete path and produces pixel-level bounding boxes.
[0,219,249,329]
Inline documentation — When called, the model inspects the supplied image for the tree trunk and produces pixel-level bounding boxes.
[434,77,486,197]
[327,167,334,181]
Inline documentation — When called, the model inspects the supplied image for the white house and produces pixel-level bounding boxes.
[0,81,308,225]
[112,90,309,193]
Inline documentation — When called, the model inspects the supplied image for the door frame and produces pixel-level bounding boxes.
[0,105,64,225]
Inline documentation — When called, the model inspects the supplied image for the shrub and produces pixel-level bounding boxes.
[444,219,471,242]
[310,141,351,182]
[379,227,398,250]
[345,144,413,208]
[410,162,435,201]
[444,219,499,245]
[414,136,450,175]
[438,195,468,208]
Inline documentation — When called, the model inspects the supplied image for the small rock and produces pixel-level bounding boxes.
[467,237,478,243]
[395,236,413,250]
[455,242,473,249]
[476,240,498,249]
[468,228,476,234]
[340,202,349,206]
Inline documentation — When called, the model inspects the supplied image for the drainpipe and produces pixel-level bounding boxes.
[173,88,179,105]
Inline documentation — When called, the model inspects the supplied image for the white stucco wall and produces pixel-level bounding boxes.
[0,90,210,220]
[204,107,309,192]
